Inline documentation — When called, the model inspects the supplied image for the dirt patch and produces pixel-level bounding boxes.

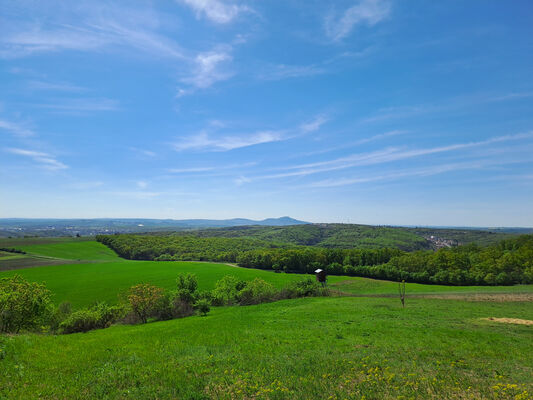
[0,256,84,271]
[484,317,533,326]
[421,293,533,302]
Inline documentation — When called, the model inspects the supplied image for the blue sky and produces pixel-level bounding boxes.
[1,0,532,226]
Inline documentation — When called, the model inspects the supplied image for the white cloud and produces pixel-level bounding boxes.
[27,80,87,92]
[326,0,391,41]
[6,148,68,171]
[249,131,533,181]
[178,49,233,95]
[178,0,250,24]
[136,181,148,189]
[0,119,34,137]
[0,4,185,60]
[34,98,120,112]
[309,161,496,188]
[258,64,326,81]
[300,115,329,133]
[168,161,256,173]
[173,130,285,151]
[173,114,328,152]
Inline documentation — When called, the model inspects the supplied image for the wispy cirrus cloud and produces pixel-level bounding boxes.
[33,98,120,113]
[26,80,87,92]
[0,4,186,60]
[173,130,285,151]
[308,159,512,188]
[173,114,329,151]
[0,119,34,137]
[258,64,326,81]
[325,0,391,42]
[247,131,533,181]
[6,148,68,171]
[168,161,256,174]
[177,49,234,97]
[177,0,251,24]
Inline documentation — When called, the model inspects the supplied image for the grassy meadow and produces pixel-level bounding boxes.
[1,238,532,399]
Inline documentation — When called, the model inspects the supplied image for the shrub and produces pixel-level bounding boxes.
[194,299,210,316]
[238,278,276,305]
[126,284,166,323]
[59,302,124,334]
[49,302,72,332]
[280,278,329,299]
[0,275,52,333]
[175,273,198,303]
[211,276,247,306]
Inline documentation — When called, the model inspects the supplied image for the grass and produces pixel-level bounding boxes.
[1,237,532,399]
[1,297,532,399]
[1,238,532,308]
[12,240,121,261]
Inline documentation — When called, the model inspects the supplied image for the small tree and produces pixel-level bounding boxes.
[398,280,406,308]
[127,283,165,323]
[0,275,52,333]
[194,299,210,316]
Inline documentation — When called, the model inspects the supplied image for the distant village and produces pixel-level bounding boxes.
[425,235,459,249]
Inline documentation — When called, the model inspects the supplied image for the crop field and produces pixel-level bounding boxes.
[1,238,532,399]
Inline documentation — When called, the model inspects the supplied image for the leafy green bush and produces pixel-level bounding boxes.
[59,302,123,334]
[238,278,276,305]
[280,278,329,299]
[211,276,247,306]
[194,299,210,316]
[0,275,52,333]
[125,283,166,324]
[48,302,72,332]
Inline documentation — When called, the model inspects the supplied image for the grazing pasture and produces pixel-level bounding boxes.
[1,238,532,308]
[1,296,532,399]
[1,237,532,399]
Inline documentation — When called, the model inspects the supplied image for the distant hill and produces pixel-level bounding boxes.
[0,217,309,237]
[169,223,515,251]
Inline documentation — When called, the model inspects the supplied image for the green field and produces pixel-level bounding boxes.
[1,239,532,308]
[1,238,532,399]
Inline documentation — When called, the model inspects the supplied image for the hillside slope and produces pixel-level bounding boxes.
[170,223,511,250]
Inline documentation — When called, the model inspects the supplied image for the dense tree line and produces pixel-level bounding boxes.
[97,233,533,286]
[383,235,533,285]
[96,234,284,262]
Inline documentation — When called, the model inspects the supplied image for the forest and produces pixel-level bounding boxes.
[97,233,533,285]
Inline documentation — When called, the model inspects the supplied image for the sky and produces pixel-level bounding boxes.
[1,0,532,226]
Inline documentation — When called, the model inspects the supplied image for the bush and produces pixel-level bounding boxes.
[126,284,166,324]
[211,276,247,306]
[238,278,276,305]
[194,299,210,316]
[280,278,329,299]
[59,302,124,334]
[49,302,72,332]
[175,273,198,303]
[0,275,52,333]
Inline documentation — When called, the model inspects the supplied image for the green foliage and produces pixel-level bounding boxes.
[281,277,328,299]
[59,302,124,334]
[238,278,276,305]
[211,276,247,306]
[126,283,166,324]
[97,234,280,262]
[175,273,198,303]
[3,297,532,399]
[0,275,52,333]
[169,223,432,250]
[382,234,533,285]
[194,298,210,316]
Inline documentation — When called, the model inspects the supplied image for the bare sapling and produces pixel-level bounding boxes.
[399,280,406,308]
